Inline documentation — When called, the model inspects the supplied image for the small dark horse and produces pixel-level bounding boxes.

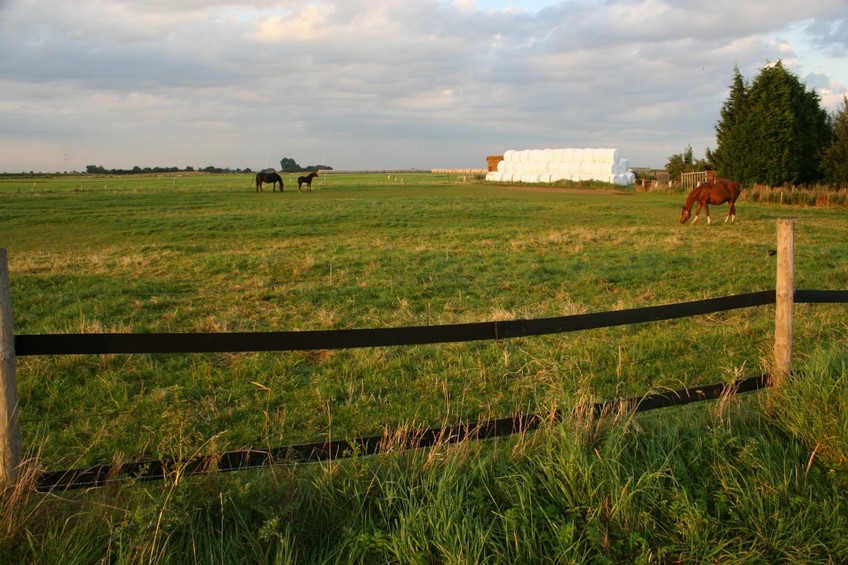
[680,179,741,224]
[297,171,318,192]
[255,170,284,192]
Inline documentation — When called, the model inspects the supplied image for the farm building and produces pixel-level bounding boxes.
[486,148,635,186]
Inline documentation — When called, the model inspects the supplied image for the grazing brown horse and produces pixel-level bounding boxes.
[255,170,284,192]
[679,179,741,224]
[297,171,318,192]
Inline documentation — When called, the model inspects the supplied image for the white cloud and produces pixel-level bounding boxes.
[0,0,846,172]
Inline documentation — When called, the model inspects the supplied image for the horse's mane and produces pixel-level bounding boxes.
[684,183,708,207]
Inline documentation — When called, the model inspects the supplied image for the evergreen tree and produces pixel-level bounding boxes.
[708,61,830,185]
[821,96,848,186]
[708,66,749,181]
[745,63,796,185]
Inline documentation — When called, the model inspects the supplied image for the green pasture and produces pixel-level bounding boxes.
[2,172,848,562]
[1,172,846,468]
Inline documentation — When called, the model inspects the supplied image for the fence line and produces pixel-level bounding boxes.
[14,291,777,356]
[3,221,848,489]
[681,171,712,191]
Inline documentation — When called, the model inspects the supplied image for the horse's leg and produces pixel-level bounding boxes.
[727,201,736,222]
[692,202,702,223]
[704,203,711,224]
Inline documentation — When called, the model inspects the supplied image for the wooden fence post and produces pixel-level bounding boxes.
[773,220,795,388]
[0,248,22,486]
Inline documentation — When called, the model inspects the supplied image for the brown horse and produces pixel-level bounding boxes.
[255,170,284,192]
[679,179,741,224]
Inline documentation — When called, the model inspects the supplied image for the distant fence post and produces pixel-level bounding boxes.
[773,220,795,388]
[0,249,23,486]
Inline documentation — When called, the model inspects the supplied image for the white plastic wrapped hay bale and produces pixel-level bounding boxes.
[597,163,618,175]
[541,149,554,162]
[538,173,552,183]
[552,148,565,162]
[503,150,517,162]
[593,148,620,163]
[579,161,597,173]
[571,148,584,162]
[561,148,575,162]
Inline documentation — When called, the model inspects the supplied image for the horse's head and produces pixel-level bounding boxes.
[679,207,691,223]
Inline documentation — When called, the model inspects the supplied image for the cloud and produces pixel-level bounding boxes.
[0,0,846,172]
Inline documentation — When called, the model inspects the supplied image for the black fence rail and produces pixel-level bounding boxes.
[36,375,769,491]
[20,289,848,491]
[16,291,784,356]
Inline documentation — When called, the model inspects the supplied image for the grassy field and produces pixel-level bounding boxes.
[1,172,847,562]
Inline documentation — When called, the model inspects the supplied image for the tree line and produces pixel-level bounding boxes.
[666,61,848,187]
[278,158,333,173]
[85,165,249,175]
[84,158,335,176]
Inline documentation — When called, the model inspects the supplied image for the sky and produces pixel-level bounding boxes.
[1,0,846,173]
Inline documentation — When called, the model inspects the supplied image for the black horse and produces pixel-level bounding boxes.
[255,170,284,192]
[297,171,318,192]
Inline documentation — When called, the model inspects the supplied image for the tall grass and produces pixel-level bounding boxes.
[3,350,847,562]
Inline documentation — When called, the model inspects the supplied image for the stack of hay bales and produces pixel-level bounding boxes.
[485,148,635,186]
[486,155,504,172]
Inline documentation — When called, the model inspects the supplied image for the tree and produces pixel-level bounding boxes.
[665,145,708,179]
[279,157,302,173]
[821,96,848,186]
[708,61,830,185]
[708,66,750,182]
